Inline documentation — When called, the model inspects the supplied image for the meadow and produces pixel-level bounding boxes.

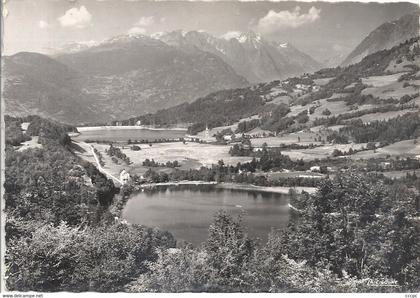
[73,127,187,142]
[74,139,253,178]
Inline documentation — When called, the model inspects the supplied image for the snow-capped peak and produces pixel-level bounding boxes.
[279,43,288,48]
[238,31,262,43]
[151,31,166,39]
[238,35,248,43]
[220,31,242,41]
[107,34,146,44]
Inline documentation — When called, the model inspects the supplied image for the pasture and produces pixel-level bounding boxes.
[74,140,254,177]
[351,138,420,160]
[361,73,403,87]
[281,143,367,161]
[361,80,418,100]
[252,130,325,147]
[348,109,418,124]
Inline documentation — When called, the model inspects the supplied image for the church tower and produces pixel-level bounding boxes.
[205,124,210,141]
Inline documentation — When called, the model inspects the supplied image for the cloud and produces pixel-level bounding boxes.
[126,16,156,36]
[220,31,242,40]
[134,16,154,27]
[38,20,50,29]
[58,6,92,29]
[127,26,147,35]
[257,6,321,33]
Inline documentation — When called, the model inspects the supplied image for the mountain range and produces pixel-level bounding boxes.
[4,34,249,124]
[3,15,418,125]
[342,14,419,66]
[153,30,321,83]
[3,31,321,124]
[3,52,97,124]
[127,36,419,134]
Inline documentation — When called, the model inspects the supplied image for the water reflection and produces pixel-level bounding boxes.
[122,184,290,246]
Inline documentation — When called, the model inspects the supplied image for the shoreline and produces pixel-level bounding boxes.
[140,181,218,188]
[216,183,317,194]
[136,181,317,194]
[77,126,188,132]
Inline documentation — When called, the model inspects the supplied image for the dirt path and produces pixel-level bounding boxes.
[88,144,122,185]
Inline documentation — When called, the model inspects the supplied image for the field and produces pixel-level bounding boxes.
[309,99,350,120]
[265,171,325,180]
[361,73,403,87]
[381,170,420,179]
[281,143,367,161]
[195,115,262,140]
[362,82,419,100]
[349,109,417,123]
[17,136,42,152]
[252,130,325,147]
[73,126,187,142]
[351,138,420,159]
[313,77,334,86]
[74,139,253,178]
[310,125,344,132]
[385,57,419,73]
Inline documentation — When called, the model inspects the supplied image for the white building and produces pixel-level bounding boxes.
[120,169,131,185]
[204,124,210,141]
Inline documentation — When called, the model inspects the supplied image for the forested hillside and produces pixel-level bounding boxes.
[342,14,419,66]
[4,115,420,292]
[4,116,175,291]
[3,35,248,124]
[121,37,420,137]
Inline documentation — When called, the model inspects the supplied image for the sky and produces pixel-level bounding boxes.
[2,0,419,62]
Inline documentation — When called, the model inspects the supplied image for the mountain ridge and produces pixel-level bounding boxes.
[120,37,419,134]
[153,30,322,83]
[3,34,249,124]
[342,14,419,66]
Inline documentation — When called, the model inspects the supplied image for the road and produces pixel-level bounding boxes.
[88,144,122,185]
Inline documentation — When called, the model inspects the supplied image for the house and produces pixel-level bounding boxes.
[380,162,392,170]
[310,166,321,172]
[120,169,131,185]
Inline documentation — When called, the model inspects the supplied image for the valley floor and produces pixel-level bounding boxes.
[72,122,420,183]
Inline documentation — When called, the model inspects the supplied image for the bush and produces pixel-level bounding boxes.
[322,108,332,116]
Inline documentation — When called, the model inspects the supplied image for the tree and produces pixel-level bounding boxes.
[283,173,420,288]
[322,109,331,116]
[6,223,176,292]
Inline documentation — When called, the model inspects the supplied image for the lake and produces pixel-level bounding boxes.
[73,127,187,142]
[122,185,290,245]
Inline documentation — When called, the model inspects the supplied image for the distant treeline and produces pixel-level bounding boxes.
[4,115,77,147]
[136,147,325,185]
[5,115,174,292]
[106,144,131,165]
[142,159,180,168]
[341,113,420,143]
